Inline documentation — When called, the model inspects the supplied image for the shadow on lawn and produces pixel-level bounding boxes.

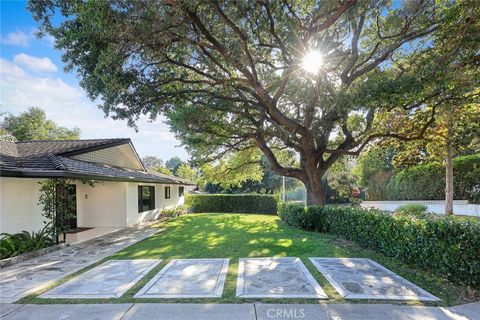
[112,213,349,260]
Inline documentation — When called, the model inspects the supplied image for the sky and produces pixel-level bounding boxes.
[0,1,189,161]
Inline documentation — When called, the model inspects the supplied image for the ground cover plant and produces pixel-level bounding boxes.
[21,213,478,306]
[0,225,53,260]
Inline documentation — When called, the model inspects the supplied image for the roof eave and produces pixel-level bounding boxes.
[0,169,195,185]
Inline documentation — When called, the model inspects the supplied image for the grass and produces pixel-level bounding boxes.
[20,213,479,306]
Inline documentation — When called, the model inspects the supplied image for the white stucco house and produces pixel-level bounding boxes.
[0,138,195,236]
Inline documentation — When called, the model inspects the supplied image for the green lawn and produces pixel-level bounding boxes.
[22,213,479,306]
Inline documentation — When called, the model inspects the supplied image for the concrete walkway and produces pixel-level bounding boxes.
[0,226,158,303]
[0,302,478,320]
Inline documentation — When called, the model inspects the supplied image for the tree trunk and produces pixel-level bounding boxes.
[445,119,454,216]
[305,180,326,206]
[303,165,326,206]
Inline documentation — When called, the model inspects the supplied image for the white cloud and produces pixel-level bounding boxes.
[0,58,187,160]
[13,53,58,73]
[0,31,31,46]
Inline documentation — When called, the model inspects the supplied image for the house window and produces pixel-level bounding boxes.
[165,186,171,199]
[179,186,184,197]
[138,186,155,212]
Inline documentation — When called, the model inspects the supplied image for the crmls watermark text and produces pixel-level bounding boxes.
[266,308,305,319]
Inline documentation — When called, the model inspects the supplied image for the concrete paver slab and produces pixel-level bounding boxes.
[236,257,328,299]
[122,303,256,320]
[448,302,480,320]
[0,226,158,303]
[135,259,229,298]
[309,258,439,301]
[255,304,460,320]
[40,259,161,299]
[1,304,132,320]
[0,304,23,318]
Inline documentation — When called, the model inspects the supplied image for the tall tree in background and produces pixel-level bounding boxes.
[1,107,80,141]
[386,103,479,214]
[142,156,164,169]
[165,156,184,174]
[29,0,479,205]
[176,163,198,183]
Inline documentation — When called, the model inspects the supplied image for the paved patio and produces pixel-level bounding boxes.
[40,259,161,299]
[310,258,440,301]
[0,226,159,303]
[1,302,478,320]
[236,257,328,299]
[135,259,229,298]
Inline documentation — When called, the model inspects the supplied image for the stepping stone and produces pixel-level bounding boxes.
[236,257,328,299]
[40,259,161,299]
[309,258,440,301]
[134,259,229,298]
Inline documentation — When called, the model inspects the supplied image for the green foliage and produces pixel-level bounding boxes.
[165,156,184,175]
[353,146,394,200]
[38,179,96,241]
[395,203,429,218]
[1,107,80,141]
[202,155,300,194]
[199,148,263,189]
[387,154,480,203]
[186,194,278,214]
[176,163,198,183]
[159,205,189,217]
[325,157,358,203]
[0,224,53,260]
[152,166,173,176]
[277,202,326,232]
[278,203,480,287]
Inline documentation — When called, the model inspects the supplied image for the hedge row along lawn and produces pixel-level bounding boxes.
[21,213,478,306]
[185,194,278,214]
[278,203,480,287]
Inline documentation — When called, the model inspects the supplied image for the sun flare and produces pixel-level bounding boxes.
[301,50,323,74]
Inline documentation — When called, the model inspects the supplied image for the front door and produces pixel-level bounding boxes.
[56,184,77,230]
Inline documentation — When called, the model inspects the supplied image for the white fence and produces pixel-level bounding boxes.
[361,200,480,217]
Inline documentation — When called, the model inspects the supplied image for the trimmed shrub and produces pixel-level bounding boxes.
[278,202,480,287]
[394,203,429,218]
[277,202,326,231]
[387,154,480,203]
[159,205,189,217]
[186,194,278,214]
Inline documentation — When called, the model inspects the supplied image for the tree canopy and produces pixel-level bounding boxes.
[141,155,164,169]
[29,0,479,205]
[1,107,80,141]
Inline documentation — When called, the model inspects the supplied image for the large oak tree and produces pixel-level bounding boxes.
[29,0,479,205]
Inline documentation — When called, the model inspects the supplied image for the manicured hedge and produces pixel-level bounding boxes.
[185,194,278,214]
[278,202,480,287]
[386,154,480,203]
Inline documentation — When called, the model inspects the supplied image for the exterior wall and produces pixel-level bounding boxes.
[361,200,480,217]
[0,177,192,234]
[76,181,128,228]
[125,182,187,226]
[0,177,46,234]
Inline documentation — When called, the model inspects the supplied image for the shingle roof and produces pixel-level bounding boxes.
[0,139,195,185]
[15,138,129,157]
